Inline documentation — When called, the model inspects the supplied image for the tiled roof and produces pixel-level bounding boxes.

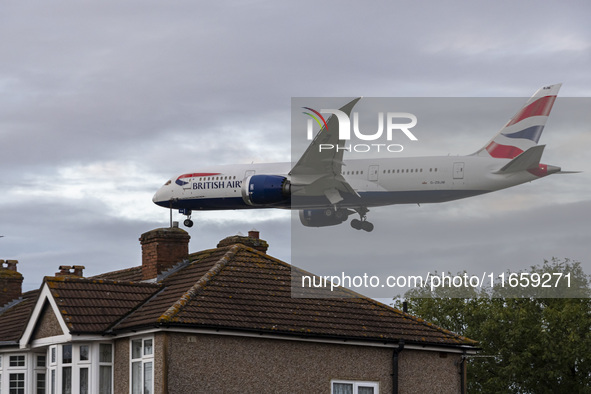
[114,242,476,347]
[0,290,39,346]
[0,235,477,349]
[45,277,161,334]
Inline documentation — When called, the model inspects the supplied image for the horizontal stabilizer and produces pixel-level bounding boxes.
[495,145,545,174]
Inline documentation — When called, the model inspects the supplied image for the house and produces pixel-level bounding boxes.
[0,226,477,393]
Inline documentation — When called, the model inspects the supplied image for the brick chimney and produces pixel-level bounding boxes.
[55,265,85,278]
[140,227,190,280]
[0,260,23,308]
[217,230,268,253]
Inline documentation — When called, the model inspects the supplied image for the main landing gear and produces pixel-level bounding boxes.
[180,208,194,228]
[350,207,374,232]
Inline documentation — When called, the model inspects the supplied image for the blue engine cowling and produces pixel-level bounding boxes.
[241,175,291,206]
[299,208,351,227]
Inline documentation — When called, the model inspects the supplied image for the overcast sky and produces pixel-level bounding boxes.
[1,1,590,296]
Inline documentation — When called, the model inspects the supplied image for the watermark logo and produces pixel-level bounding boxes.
[302,106,418,153]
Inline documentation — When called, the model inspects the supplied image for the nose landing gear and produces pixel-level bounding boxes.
[179,208,194,228]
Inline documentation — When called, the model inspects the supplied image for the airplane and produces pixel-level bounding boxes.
[153,83,576,232]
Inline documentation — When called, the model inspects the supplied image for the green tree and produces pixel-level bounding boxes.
[394,259,591,393]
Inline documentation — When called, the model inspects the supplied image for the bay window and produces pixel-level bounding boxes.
[46,343,113,394]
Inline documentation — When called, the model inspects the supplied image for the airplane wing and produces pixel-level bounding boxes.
[289,98,361,205]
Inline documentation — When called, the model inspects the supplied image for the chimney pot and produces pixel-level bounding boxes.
[58,265,72,275]
[6,260,18,271]
[73,265,85,277]
[248,229,260,239]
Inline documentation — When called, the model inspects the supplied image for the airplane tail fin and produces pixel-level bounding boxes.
[474,83,561,158]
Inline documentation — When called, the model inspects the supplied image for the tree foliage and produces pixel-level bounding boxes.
[394,259,591,393]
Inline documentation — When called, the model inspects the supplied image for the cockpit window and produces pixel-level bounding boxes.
[164,180,172,186]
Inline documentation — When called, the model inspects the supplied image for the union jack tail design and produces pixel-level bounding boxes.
[475,83,561,158]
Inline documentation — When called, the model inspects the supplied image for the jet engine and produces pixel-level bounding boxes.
[241,175,291,206]
[299,208,353,227]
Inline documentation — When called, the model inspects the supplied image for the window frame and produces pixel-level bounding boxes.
[129,336,155,394]
[34,353,47,394]
[8,372,25,394]
[331,379,380,394]
[7,355,25,369]
[98,342,113,394]
[34,370,46,394]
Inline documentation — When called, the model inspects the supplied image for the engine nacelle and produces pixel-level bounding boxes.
[241,175,291,206]
[299,208,351,227]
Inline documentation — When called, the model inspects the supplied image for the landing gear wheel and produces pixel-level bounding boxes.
[183,219,194,228]
[351,219,362,230]
[361,221,374,232]
[351,207,374,232]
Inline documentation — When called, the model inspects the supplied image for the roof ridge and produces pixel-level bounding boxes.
[44,275,161,288]
[157,244,241,324]
[0,297,24,314]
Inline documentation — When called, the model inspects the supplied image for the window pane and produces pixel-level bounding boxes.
[132,339,142,359]
[144,362,153,394]
[131,362,142,394]
[99,366,112,394]
[144,339,153,356]
[80,368,89,394]
[50,348,56,364]
[333,383,353,394]
[50,370,56,394]
[9,356,25,367]
[36,372,46,394]
[37,354,46,368]
[62,344,72,364]
[358,387,375,394]
[99,344,112,363]
[62,367,72,394]
[79,345,89,361]
[9,373,25,394]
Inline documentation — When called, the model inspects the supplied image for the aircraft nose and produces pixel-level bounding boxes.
[152,185,170,207]
[152,188,162,204]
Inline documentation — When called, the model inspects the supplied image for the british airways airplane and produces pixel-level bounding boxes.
[153,84,575,232]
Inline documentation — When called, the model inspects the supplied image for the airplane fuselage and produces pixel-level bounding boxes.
[153,154,556,211]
